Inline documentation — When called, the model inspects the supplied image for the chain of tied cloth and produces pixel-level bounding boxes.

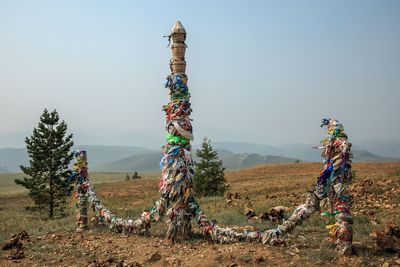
[68,83,353,250]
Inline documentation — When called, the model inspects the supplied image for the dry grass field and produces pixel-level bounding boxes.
[1,162,400,266]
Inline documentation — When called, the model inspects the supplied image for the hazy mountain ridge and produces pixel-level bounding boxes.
[357,139,400,158]
[0,140,398,173]
[351,149,394,162]
[0,131,162,150]
[0,145,156,172]
[95,152,163,172]
[0,148,28,173]
[74,145,155,168]
[212,141,399,163]
[93,151,299,172]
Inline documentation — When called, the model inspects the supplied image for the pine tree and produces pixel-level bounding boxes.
[194,137,227,197]
[15,109,74,218]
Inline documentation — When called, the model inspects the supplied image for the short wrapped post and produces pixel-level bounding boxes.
[68,150,90,232]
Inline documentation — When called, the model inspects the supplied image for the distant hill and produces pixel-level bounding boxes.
[0,148,27,172]
[357,139,400,158]
[94,152,163,172]
[352,149,394,162]
[0,142,398,173]
[217,153,299,170]
[212,141,398,163]
[93,150,300,172]
[74,145,155,169]
[0,145,157,173]
[0,130,163,149]
[210,142,276,155]
[212,141,321,161]
[2,131,399,162]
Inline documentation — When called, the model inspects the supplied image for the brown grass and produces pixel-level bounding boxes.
[1,162,400,266]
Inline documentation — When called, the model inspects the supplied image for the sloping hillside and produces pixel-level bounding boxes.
[94,152,163,172]
[352,149,394,162]
[358,139,400,158]
[0,148,27,172]
[0,143,397,173]
[0,145,157,173]
[74,145,155,168]
[93,151,299,172]
[213,142,398,163]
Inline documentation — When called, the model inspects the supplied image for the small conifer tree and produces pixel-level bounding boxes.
[15,109,74,218]
[194,137,227,196]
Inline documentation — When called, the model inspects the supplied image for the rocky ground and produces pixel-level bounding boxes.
[1,162,400,266]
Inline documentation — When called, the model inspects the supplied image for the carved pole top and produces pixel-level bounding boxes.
[171,21,186,34]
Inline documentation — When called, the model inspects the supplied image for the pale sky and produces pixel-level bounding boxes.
[1,0,399,148]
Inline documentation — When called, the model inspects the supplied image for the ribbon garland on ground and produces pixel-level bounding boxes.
[68,119,353,253]
[67,151,150,234]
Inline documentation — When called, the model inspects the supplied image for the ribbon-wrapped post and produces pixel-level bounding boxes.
[260,119,354,256]
[161,21,194,241]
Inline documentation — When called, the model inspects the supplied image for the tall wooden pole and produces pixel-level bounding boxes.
[160,21,194,241]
